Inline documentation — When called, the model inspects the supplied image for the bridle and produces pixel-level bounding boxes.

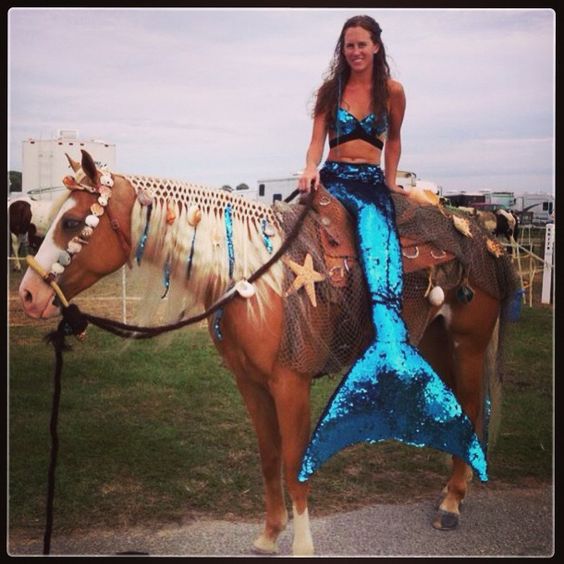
[26,167,132,311]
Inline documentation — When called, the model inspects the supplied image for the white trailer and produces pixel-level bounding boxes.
[21,130,116,200]
[255,176,300,204]
[511,193,555,225]
[396,170,442,195]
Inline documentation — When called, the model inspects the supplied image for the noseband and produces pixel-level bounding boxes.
[26,168,132,308]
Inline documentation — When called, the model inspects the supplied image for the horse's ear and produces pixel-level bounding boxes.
[81,150,98,182]
[65,153,81,173]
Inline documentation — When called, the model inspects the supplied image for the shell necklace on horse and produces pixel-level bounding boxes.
[19,150,520,555]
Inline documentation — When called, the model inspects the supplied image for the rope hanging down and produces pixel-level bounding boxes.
[39,188,312,555]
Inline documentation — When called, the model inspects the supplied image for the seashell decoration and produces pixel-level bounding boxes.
[49,167,115,281]
[99,173,113,187]
[187,205,202,227]
[90,202,104,217]
[67,240,82,255]
[166,203,176,225]
[85,215,100,228]
[457,284,474,304]
[452,215,473,238]
[235,279,256,298]
[51,262,65,275]
[99,186,113,199]
[486,238,504,257]
[81,226,94,239]
[263,222,276,237]
[58,251,72,266]
[428,285,445,306]
[137,188,153,206]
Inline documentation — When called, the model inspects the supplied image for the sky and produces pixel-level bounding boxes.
[7,7,555,195]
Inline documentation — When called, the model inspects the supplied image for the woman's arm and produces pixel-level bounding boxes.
[384,79,407,193]
[298,112,328,193]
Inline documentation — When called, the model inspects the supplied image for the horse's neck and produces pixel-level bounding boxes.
[126,174,284,308]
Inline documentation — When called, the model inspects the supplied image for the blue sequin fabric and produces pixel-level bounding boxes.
[298,161,488,483]
[330,107,388,137]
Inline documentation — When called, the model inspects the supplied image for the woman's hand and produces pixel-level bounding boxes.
[298,167,320,193]
[386,182,409,195]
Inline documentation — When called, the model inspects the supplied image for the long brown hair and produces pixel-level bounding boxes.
[314,15,391,124]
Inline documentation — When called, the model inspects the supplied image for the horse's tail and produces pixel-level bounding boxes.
[482,315,503,454]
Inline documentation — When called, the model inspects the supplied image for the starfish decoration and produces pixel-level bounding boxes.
[284,253,325,307]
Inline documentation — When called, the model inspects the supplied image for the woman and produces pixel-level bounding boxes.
[296,16,487,483]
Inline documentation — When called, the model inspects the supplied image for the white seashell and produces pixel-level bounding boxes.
[428,285,445,307]
[58,251,72,266]
[51,262,65,275]
[452,215,473,238]
[85,214,100,228]
[137,189,153,206]
[187,205,202,227]
[98,195,109,207]
[99,186,112,198]
[263,223,276,237]
[235,280,256,298]
[81,226,94,238]
[99,173,114,187]
[67,241,82,254]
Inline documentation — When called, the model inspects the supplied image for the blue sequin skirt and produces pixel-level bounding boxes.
[298,161,488,483]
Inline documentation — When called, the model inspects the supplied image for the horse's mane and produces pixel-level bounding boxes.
[124,174,285,326]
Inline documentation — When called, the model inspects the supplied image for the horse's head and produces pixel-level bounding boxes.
[19,150,136,319]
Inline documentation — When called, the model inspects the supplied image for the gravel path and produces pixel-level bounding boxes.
[8,484,553,557]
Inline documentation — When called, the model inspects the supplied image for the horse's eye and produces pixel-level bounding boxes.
[62,217,83,230]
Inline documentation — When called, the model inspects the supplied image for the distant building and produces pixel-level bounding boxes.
[20,129,116,200]
[443,190,515,210]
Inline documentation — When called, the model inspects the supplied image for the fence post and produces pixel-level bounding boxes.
[122,266,127,323]
[541,224,554,304]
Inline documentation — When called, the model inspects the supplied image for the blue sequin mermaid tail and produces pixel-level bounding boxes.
[298,162,487,483]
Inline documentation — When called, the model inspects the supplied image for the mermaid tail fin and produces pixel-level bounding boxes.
[298,339,488,483]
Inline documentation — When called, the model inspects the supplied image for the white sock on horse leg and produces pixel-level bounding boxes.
[292,503,314,556]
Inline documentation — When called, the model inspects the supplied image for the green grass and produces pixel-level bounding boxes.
[8,305,553,535]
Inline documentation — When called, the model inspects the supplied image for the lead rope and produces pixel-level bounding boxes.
[38,187,311,554]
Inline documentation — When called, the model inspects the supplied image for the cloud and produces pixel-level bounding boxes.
[8,7,555,193]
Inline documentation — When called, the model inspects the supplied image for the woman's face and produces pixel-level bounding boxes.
[342,26,379,73]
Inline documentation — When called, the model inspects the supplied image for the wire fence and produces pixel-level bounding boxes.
[8,223,553,329]
[8,262,145,327]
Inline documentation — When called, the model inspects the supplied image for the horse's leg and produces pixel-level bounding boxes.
[211,301,289,555]
[11,233,22,271]
[431,289,500,530]
[270,365,314,556]
[232,372,289,554]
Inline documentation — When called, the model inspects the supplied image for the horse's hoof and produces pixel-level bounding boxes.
[292,542,315,556]
[432,509,459,530]
[252,535,279,555]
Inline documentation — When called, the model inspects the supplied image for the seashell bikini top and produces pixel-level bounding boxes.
[329,107,388,150]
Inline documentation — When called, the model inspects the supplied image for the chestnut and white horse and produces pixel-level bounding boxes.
[19,151,513,555]
[8,196,62,271]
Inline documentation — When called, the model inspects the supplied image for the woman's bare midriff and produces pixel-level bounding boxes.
[327,139,383,165]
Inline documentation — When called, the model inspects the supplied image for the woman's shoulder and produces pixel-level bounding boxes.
[387,78,405,97]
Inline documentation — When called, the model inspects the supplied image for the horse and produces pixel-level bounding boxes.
[19,150,516,556]
[452,206,518,249]
[8,197,60,271]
